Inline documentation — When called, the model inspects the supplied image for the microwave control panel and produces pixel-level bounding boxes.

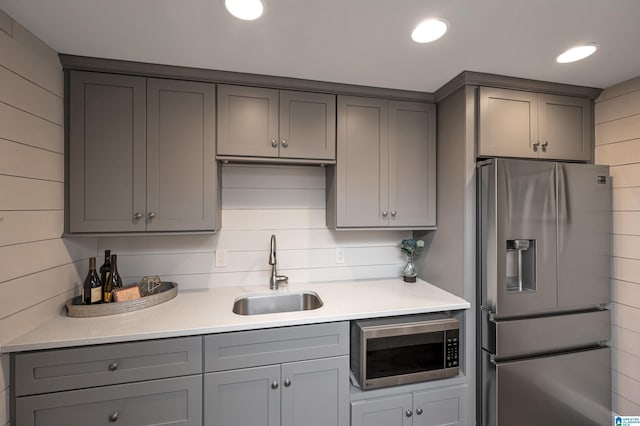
[446,329,460,368]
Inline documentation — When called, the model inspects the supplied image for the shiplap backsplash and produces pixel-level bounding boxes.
[595,75,640,416]
[99,164,411,290]
[0,10,96,425]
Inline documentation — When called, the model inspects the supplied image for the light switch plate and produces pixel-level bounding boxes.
[335,247,345,264]
[215,250,227,267]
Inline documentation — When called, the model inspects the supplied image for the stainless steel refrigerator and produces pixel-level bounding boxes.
[477,158,612,426]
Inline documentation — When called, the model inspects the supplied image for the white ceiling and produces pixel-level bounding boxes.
[2,0,640,93]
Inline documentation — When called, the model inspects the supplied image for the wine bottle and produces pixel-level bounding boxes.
[103,254,123,302]
[83,257,102,305]
[99,249,111,288]
[110,254,123,290]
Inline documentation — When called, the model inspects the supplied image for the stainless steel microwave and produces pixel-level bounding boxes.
[350,313,460,390]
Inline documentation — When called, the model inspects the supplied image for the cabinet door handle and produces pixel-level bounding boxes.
[284,378,291,387]
[390,211,397,218]
[541,140,549,151]
[533,141,540,152]
[109,411,119,422]
[108,361,119,371]
[416,408,423,415]
[271,139,278,148]
[281,139,288,148]
[405,409,413,417]
[134,212,143,220]
[147,212,156,220]
[382,211,388,218]
[271,381,279,389]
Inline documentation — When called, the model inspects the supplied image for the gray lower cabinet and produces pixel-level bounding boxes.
[204,322,350,426]
[327,96,436,229]
[69,71,219,233]
[13,336,204,426]
[217,84,336,162]
[351,384,468,426]
[205,356,349,426]
[478,87,591,161]
[16,375,202,426]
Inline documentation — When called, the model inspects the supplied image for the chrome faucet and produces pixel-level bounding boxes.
[269,234,288,290]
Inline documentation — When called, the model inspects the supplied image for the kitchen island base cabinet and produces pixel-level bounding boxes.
[205,356,349,426]
[351,384,468,426]
[15,375,202,426]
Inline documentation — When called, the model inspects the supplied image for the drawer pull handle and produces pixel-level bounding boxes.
[284,378,291,387]
[405,409,412,417]
[416,408,423,415]
[271,381,279,389]
[109,411,119,422]
[108,362,119,371]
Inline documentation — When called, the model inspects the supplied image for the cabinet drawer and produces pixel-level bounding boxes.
[16,375,202,426]
[205,322,349,372]
[14,336,202,396]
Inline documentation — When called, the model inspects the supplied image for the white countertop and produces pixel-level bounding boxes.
[1,278,470,353]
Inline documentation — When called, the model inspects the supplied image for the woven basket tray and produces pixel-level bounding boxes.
[66,282,178,318]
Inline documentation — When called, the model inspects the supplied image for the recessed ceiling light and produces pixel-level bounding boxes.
[556,44,598,63]
[224,0,264,21]
[411,18,448,44]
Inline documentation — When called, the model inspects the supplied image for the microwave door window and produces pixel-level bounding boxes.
[365,332,444,380]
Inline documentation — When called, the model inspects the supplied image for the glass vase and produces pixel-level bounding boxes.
[402,254,417,283]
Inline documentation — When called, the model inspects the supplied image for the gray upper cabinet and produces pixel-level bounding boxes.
[328,96,436,229]
[146,78,217,231]
[69,71,219,233]
[478,87,591,161]
[69,71,147,233]
[217,84,336,162]
[538,94,590,161]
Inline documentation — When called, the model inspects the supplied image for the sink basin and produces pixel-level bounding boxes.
[232,291,324,315]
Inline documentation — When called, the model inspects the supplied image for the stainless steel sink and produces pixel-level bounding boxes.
[232,291,323,315]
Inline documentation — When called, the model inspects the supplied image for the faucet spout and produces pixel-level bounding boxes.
[268,234,288,290]
[269,234,276,265]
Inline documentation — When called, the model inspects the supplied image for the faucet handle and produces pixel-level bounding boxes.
[276,275,288,286]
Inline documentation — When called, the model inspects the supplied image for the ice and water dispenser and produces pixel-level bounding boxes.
[505,239,536,292]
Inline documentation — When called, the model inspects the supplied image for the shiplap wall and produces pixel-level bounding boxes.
[595,76,640,416]
[99,164,410,290]
[0,10,96,425]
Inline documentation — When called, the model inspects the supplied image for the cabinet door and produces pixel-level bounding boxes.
[147,78,217,231]
[478,87,538,159]
[335,96,389,227]
[389,101,436,227]
[16,375,202,426]
[351,394,413,426]
[204,365,280,426]
[279,90,336,160]
[413,385,468,426]
[538,94,591,161]
[69,71,146,232]
[217,84,279,157]
[281,356,349,426]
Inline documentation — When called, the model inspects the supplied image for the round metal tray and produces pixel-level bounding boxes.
[66,282,178,318]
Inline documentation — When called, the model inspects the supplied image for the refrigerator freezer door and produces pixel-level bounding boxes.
[482,159,558,317]
[482,347,611,426]
[483,309,610,359]
[557,163,611,309]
